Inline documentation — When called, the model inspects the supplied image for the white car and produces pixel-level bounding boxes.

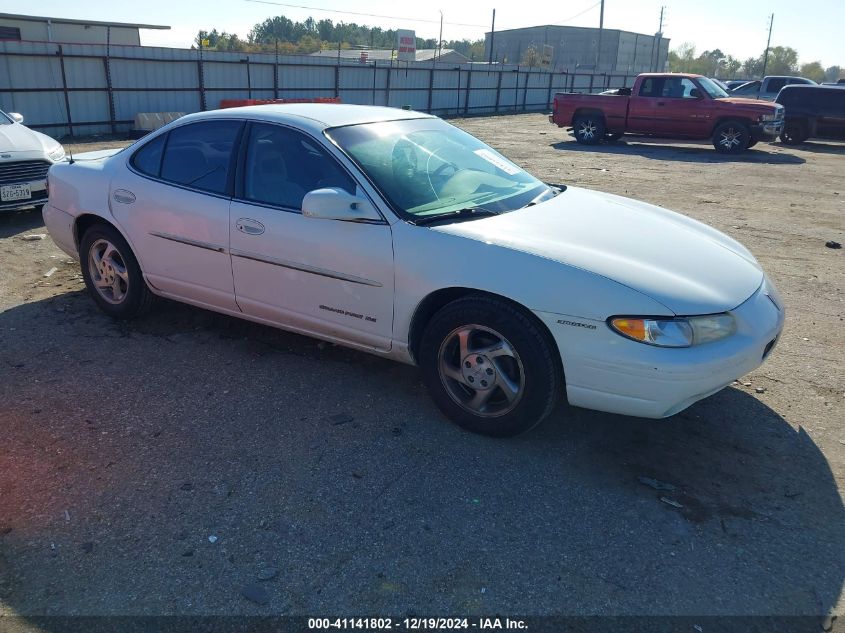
[0,110,66,211]
[43,105,785,436]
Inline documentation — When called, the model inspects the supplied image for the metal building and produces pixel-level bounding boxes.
[310,48,471,65]
[0,12,169,46]
[484,25,669,73]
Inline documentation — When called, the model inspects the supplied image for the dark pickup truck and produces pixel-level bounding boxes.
[550,73,785,153]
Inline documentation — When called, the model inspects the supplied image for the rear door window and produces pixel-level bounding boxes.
[159,120,243,195]
[131,134,166,177]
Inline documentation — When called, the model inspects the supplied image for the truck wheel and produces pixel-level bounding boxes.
[573,115,605,145]
[712,121,749,153]
[780,121,808,145]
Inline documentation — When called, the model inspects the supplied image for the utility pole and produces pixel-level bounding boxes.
[488,9,496,65]
[595,0,605,70]
[652,5,664,71]
[761,13,774,78]
[437,10,443,61]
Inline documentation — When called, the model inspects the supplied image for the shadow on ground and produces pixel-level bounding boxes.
[0,206,45,239]
[552,138,807,165]
[0,292,842,630]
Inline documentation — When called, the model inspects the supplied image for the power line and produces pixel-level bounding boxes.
[244,0,489,29]
[549,1,602,26]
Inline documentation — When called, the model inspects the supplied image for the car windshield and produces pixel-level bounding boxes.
[326,118,553,222]
[698,77,729,99]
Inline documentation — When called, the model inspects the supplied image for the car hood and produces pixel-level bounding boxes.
[716,97,779,111]
[431,186,764,315]
[0,123,59,154]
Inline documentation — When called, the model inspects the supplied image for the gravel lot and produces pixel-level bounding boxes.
[1,114,843,628]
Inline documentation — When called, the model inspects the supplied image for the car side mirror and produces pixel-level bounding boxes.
[689,88,701,99]
[9,112,23,123]
[302,187,381,222]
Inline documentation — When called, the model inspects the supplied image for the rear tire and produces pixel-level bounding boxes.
[419,295,562,437]
[79,224,155,319]
[780,120,808,145]
[573,115,606,145]
[712,121,750,153]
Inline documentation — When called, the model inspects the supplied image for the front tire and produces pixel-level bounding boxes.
[780,120,808,145]
[712,121,750,153]
[419,295,562,437]
[573,115,606,145]
[79,224,155,319]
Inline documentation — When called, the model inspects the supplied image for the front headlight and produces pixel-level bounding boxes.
[760,107,783,122]
[609,314,736,347]
[48,145,66,162]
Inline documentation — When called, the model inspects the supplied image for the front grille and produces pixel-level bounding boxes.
[0,160,51,186]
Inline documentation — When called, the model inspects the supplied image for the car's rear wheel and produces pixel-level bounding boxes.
[780,120,808,144]
[573,115,605,145]
[79,224,155,319]
[419,295,561,437]
[712,121,750,153]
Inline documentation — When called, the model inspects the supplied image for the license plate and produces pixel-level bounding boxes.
[1,183,31,202]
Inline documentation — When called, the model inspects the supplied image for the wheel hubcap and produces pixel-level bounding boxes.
[88,239,129,305]
[719,128,742,148]
[579,121,597,140]
[437,325,525,418]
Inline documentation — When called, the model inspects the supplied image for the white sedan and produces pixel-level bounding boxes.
[0,110,66,211]
[43,105,785,436]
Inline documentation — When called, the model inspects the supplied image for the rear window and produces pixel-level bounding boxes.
[159,120,242,195]
[131,134,166,177]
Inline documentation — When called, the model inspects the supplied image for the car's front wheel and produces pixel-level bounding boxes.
[713,121,750,153]
[419,295,562,437]
[79,223,155,319]
[780,120,808,144]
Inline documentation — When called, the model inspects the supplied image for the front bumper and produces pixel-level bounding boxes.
[750,120,784,142]
[536,277,785,419]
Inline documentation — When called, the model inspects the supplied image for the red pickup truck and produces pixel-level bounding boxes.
[550,73,785,153]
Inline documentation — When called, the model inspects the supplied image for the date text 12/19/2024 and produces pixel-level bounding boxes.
[308,618,528,630]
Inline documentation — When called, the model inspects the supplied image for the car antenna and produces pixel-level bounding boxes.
[68,149,74,164]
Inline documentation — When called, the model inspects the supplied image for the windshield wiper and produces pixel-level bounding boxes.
[412,207,501,226]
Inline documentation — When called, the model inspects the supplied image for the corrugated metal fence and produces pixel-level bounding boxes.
[0,40,636,138]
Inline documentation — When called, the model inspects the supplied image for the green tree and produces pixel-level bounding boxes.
[763,46,798,75]
[742,56,764,78]
[799,61,825,82]
[825,65,842,82]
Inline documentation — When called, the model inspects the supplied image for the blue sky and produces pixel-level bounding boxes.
[24,0,844,67]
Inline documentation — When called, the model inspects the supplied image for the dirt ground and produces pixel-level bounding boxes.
[0,114,843,628]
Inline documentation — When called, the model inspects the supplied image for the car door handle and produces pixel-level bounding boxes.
[656,102,666,106]
[235,218,265,235]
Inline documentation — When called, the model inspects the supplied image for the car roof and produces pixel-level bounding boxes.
[178,103,436,132]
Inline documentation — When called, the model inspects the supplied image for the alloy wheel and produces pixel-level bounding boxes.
[437,324,525,418]
[88,238,129,305]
